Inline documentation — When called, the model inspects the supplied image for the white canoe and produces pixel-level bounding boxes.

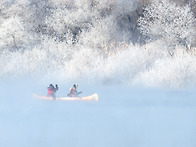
[32,93,99,101]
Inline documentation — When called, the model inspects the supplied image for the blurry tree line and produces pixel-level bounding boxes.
[0,0,195,55]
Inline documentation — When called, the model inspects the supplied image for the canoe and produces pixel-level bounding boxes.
[32,93,99,101]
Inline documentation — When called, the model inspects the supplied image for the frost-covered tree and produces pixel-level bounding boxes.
[0,16,26,51]
[138,0,196,50]
[43,0,139,54]
[44,1,93,45]
[28,0,51,34]
[43,0,116,46]
[0,0,38,51]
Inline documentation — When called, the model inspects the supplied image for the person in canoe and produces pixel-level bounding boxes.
[67,84,82,97]
[47,84,58,99]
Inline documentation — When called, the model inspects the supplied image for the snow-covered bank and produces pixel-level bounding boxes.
[1,44,196,88]
[0,0,196,88]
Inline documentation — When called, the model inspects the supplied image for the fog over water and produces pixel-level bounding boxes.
[0,78,196,147]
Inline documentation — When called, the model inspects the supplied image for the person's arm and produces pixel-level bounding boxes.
[75,90,82,96]
[55,84,58,91]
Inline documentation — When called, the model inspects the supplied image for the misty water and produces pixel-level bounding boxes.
[0,79,196,147]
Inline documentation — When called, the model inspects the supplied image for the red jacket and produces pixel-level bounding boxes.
[47,85,58,97]
[68,88,78,97]
[47,87,54,97]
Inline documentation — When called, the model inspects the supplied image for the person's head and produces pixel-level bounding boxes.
[73,84,78,90]
[49,84,54,89]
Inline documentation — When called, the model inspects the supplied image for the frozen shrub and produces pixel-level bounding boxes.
[138,0,196,51]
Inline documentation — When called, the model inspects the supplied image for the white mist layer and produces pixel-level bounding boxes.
[1,42,196,87]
